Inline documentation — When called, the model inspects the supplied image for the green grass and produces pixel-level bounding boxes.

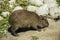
[0,16,9,38]
[31,36,39,40]
[56,0,60,6]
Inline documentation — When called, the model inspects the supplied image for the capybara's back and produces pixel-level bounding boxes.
[9,10,49,36]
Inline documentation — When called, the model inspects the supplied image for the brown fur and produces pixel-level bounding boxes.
[9,10,49,36]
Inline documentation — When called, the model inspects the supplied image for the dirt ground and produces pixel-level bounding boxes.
[0,19,60,40]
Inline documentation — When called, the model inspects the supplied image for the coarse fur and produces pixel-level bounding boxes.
[8,10,49,36]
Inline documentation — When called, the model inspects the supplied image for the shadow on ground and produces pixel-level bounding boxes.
[8,26,38,36]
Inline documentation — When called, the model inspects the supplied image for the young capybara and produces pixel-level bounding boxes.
[9,10,49,36]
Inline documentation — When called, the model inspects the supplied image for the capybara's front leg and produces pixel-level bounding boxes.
[11,26,19,36]
[34,26,41,32]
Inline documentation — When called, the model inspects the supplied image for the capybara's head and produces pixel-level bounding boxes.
[38,15,49,28]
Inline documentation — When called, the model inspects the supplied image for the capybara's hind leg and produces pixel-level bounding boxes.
[11,26,19,36]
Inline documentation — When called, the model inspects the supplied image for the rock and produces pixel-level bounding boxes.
[29,0,43,6]
[49,7,60,18]
[0,16,3,20]
[27,5,38,12]
[1,11,10,17]
[13,6,23,11]
[43,0,58,8]
[9,0,16,4]
[9,4,13,8]
[36,4,49,16]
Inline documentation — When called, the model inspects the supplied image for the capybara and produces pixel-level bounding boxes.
[9,10,49,36]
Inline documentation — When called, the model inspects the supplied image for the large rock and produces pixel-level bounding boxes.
[49,7,60,18]
[36,4,49,15]
[29,0,43,6]
[27,5,38,12]
[13,6,23,11]
[43,0,58,8]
